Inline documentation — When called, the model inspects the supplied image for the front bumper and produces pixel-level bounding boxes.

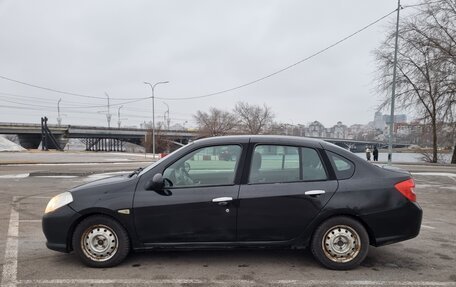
[361,201,423,246]
[42,204,81,253]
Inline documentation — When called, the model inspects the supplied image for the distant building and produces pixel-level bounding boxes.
[331,121,348,139]
[394,122,433,145]
[373,111,385,130]
[272,120,383,141]
[373,112,407,130]
[307,121,326,137]
[383,114,407,124]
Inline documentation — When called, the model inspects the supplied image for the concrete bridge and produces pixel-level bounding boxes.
[0,122,196,150]
[0,122,409,152]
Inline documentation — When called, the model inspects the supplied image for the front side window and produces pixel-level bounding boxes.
[163,145,242,188]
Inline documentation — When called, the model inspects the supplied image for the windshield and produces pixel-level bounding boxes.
[138,143,192,176]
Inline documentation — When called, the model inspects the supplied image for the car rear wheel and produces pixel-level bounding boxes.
[72,215,130,268]
[311,216,369,270]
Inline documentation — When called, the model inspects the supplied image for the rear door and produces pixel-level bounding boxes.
[237,142,338,241]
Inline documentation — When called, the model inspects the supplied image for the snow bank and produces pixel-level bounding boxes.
[0,136,26,152]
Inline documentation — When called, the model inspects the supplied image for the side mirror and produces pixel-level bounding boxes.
[145,173,165,191]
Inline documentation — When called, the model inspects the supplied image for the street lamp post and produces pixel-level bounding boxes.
[163,101,170,130]
[57,98,62,126]
[162,101,171,153]
[117,105,123,128]
[388,0,401,165]
[105,92,112,128]
[144,81,169,158]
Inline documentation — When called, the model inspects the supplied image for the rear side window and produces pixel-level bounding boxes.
[248,145,327,184]
[249,145,300,184]
[327,151,355,179]
[301,148,327,181]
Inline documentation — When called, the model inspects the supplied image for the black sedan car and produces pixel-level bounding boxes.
[42,136,422,270]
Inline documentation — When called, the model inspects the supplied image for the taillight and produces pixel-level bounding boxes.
[394,178,416,202]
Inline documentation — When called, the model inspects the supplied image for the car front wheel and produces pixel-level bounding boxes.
[311,216,369,270]
[72,215,130,268]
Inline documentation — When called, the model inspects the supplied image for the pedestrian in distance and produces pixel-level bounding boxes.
[373,146,379,161]
[365,146,371,161]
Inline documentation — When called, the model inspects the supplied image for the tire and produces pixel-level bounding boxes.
[311,216,369,270]
[72,215,130,268]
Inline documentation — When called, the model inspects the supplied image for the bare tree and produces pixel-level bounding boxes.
[233,102,274,134]
[417,0,456,163]
[143,122,168,153]
[193,108,238,137]
[375,0,456,163]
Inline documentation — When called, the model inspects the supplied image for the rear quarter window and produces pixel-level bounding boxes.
[327,151,355,179]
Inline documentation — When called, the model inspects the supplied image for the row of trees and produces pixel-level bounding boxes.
[375,0,456,163]
[193,102,275,136]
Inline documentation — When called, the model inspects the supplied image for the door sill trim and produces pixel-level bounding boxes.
[142,240,292,248]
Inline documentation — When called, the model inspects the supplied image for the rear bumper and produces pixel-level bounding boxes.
[361,201,422,246]
[42,204,81,253]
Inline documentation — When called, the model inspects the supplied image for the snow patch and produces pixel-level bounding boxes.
[34,175,78,179]
[412,172,456,177]
[84,171,130,181]
[0,173,30,179]
[0,136,26,152]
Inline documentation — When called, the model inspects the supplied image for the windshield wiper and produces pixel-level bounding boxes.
[129,167,143,177]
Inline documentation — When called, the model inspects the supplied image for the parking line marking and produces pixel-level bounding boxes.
[421,224,436,230]
[1,201,19,287]
[15,279,456,286]
[18,219,41,223]
[15,196,51,199]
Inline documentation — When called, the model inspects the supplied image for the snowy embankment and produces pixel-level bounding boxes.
[0,136,26,152]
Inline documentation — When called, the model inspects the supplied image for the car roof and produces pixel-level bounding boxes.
[192,135,325,148]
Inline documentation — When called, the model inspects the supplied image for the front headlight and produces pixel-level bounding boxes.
[45,192,73,214]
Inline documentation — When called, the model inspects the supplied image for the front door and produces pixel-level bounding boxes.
[134,144,244,244]
[237,144,338,241]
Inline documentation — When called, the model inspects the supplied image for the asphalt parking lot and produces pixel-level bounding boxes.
[0,153,455,286]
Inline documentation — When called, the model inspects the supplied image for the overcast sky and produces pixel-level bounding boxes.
[0,0,419,128]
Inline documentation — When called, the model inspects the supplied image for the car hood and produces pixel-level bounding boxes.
[70,174,132,192]
[67,174,138,212]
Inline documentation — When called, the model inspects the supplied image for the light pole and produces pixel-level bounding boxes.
[162,101,172,153]
[163,101,170,130]
[117,105,123,128]
[144,81,169,158]
[105,92,112,128]
[388,0,401,165]
[57,98,62,126]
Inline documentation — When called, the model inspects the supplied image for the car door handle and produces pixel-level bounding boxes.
[305,190,326,196]
[212,197,233,206]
